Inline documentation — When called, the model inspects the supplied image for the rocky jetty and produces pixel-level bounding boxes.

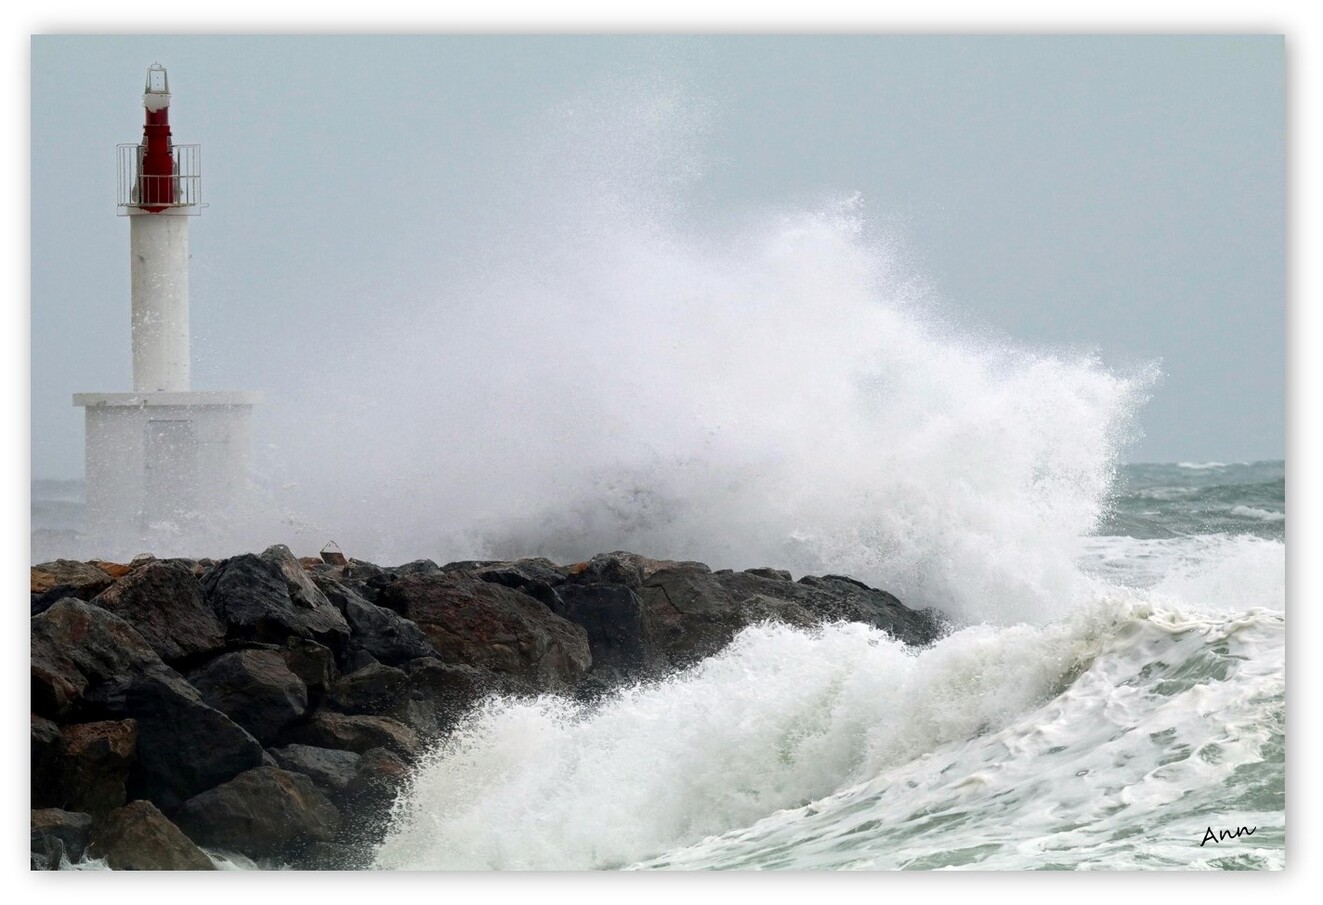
[30,546,946,870]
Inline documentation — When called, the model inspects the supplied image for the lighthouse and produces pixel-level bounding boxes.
[74,63,261,553]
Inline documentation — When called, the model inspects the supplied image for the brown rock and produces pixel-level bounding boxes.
[90,560,136,579]
[284,711,420,758]
[91,561,226,664]
[57,719,137,816]
[31,808,94,867]
[175,767,340,860]
[91,800,215,870]
[377,572,590,690]
[30,598,164,718]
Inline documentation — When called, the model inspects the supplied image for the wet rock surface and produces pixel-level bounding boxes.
[30,546,945,869]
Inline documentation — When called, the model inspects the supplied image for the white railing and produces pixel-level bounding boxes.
[117,143,203,213]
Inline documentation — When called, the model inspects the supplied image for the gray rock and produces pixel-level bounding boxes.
[90,800,216,870]
[91,561,226,665]
[31,808,93,866]
[188,650,309,745]
[267,744,362,793]
[201,548,350,651]
[175,766,341,861]
[314,574,435,665]
[89,669,265,812]
[327,662,410,715]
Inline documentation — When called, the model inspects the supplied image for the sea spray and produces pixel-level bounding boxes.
[252,85,1153,626]
[372,594,1283,870]
[373,605,1117,870]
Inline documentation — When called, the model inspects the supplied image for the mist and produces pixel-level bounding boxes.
[206,79,1150,625]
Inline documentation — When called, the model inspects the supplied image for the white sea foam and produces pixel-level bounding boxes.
[373,596,1283,871]
[1229,505,1285,522]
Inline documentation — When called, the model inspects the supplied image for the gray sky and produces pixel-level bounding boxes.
[31,34,1284,478]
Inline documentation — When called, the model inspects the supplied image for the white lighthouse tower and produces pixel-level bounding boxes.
[74,63,260,552]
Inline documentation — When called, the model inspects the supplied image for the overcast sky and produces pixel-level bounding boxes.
[30,34,1283,478]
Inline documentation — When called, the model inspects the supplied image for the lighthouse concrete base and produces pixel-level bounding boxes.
[72,390,262,556]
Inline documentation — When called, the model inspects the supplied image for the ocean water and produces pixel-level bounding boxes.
[364,462,1284,871]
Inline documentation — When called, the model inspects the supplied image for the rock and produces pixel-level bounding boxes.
[327,662,410,715]
[283,711,420,759]
[551,583,660,679]
[388,559,441,577]
[406,658,502,715]
[31,715,64,809]
[89,670,265,812]
[31,560,116,611]
[202,548,350,651]
[629,563,947,671]
[91,561,226,665]
[280,637,338,702]
[175,766,340,861]
[30,598,164,718]
[31,808,93,866]
[267,745,361,794]
[57,719,137,816]
[330,747,410,856]
[376,572,591,690]
[344,649,381,672]
[636,563,752,668]
[313,573,435,665]
[188,650,309,745]
[91,800,216,870]
[384,695,441,738]
[791,574,948,643]
[337,746,409,813]
[90,559,137,579]
[566,551,708,590]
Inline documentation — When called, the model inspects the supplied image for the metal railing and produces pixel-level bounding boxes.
[117,143,203,213]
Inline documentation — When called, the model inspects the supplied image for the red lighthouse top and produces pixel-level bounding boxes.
[139,63,174,212]
[117,64,202,214]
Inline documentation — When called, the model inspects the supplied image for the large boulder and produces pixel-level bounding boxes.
[267,745,361,795]
[31,808,94,868]
[31,560,117,615]
[30,598,165,718]
[280,637,339,702]
[632,563,948,670]
[90,800,215,870]
[313,574,435,665]
[376,572,591,690]
[326,662,410,715]
[56,719,137,817]
[551,583,661,679]
[175,766,340,861]
[89,670,265,812]
[201,546,350,651]
[790,573,947,643]
[187,650,309,745]
[91,561,226,665]
[635,562,753,668]
[283,711,420,759]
